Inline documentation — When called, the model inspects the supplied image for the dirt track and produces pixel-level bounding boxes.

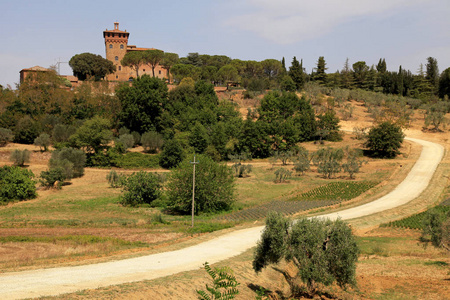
[0,136,444,300]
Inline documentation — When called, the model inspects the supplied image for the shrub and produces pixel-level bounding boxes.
[131,131,141,146]
[141,131,164,153]
[34,133,51,151]
[365,122,404,158]
[0,165,36,203]
[52,124,76,143]
[0,127,13,146]
[166,154,235,214]
[49,147,86,178]
[120,171,161,206]
[106,170,125,188]
[14,116,40,144]
[116,133,134,151]
[10,149,30,167]
[274,168,292,183]
[159,139,184,169]
[253,213,358,296]
[39,167,66,189]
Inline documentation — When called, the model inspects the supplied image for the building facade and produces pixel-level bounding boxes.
[103,22,167,81]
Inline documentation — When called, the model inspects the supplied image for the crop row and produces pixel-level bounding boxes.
[294,181,379,201]
[382,205,450,230]
[219,200,340,221]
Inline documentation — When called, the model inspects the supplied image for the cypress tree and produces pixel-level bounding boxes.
[288,56,305,90]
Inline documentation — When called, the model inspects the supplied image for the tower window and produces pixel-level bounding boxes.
[159,70,161,75]
[119,66,121,71]
[115,56,119,61]
[120,44,124,49]
[109,44,113,49]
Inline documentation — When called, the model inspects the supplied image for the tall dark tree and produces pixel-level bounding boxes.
[340,58,354,89]
[69,53,116,81]
[313,56,327,84]
[288,57,305,90]
[352,61,369,89]
[376,58,387,73]
[439,67,450,99]
[426,57,439,94]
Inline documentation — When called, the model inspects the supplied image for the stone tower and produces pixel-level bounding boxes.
[103,22,130,81]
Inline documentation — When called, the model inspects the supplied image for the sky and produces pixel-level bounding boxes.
[1,0,449,88]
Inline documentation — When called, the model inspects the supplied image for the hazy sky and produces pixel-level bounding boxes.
[1,0,449,88]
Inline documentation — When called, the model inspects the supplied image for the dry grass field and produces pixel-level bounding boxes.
[0,92,449,299]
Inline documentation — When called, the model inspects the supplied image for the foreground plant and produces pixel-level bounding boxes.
[197,262,239,300]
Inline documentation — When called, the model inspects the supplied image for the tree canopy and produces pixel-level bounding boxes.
[69,53,116,81]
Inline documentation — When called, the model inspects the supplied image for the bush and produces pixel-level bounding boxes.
[365,122,404,158]
[14,116,40,144]
[34,133,51,151]
[141,131,164,153]
[0,165,36,203]
[253,213,359,296]
[120,171,161,206]
[52,124,76,143]
[49,147,86,178]
[159,139,184,169]
[10,149,30,167]
[116,133,135,152]
[39,167,66,189]
[166,154,235,214]
[0,127,13,146]
[106,170,125,188]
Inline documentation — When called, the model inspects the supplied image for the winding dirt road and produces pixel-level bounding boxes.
[0,137,444,300]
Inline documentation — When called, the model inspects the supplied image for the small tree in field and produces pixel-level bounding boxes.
[120,171,161,206]
[10,149,30,167]
[253,213,359,297]
[0,128,13,147]
[365,122,404,158]
[166,154,235,214]
[0,166,36,203]
[420,208,450,251]
[34,133,51,152]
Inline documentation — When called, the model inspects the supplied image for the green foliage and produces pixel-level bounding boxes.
[274,168,292,183]
[120,171,162,207]
[141,131,164,153]
[34,133,51,151]
[159,139,185,169]
[14,116,40,144]
[69,52,116,81]
[196,262,240,300]
[0,127,13,146]
[231,163,252,178]
[313,147,344,179]
[341,148,367,179]
[295,181,379,201]
[116,133,135,152]
[49,147,86,178]
[113,152,160,169]
[52,124,76,144]
[316,110,342,142]
[365,122,404,158]
[106,170,125,188]
[0,165,36,203]
[166,154,235,214]
[288,56,305,90]
[116,75,168,133]
[144,49,165,77]
[438,67,450,99]
[39,167,66,189]
[421,207,450,251]
[293,147,310,175]
[121,51,145,77]
[253,213,359,295]
[423,102,448,131]
[70,116,112,154]
[10,149,30,167]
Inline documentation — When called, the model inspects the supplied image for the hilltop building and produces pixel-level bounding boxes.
[103,22,166,81]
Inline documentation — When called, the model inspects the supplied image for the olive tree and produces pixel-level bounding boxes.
[253,213,359,297]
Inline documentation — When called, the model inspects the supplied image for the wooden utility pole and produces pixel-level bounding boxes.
[190,155,199,227]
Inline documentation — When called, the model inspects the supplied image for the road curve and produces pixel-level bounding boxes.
[0,137,444,300]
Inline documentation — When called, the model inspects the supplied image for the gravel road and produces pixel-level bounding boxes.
[0,137,444,300]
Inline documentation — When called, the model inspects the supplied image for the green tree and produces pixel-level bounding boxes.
[69,52,116,81]
[144,49,165,78]
[340,58,354,89]
[70,116,112,154]
[120,171,161,206]
[160,52,179,83]
[121,51,145,78]
[189,122,210,154]
[313,147,344,179]
[352,61,369,89]
[426,57,439,94]
[116,75,168,133]
[170,64,201,82]
[14,116,40,144]
[141,131,164,153]
[420,208,449,251]
[0,165,36,203]
[166,154,235,214]
[217,65,239,84]
[159,139,185,169]
[365,122,404,158]
[438,67,450,99]
[261,59,282,80]
[253,213,358,296]
[376,58,387,73]
[313,56,327,84]
[0,127,13,146]
[10,149,30,167]
[288,56,305,90]
[316,110,342,141]
[34,133,51,152]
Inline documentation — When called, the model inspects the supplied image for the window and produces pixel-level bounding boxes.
[159,70,161,75]
[115,56,118,61]
[116,75,118,79]
[143,69,146,72]
[118,66,121,71]
[109,44,113,49]
[120,44,124,49]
